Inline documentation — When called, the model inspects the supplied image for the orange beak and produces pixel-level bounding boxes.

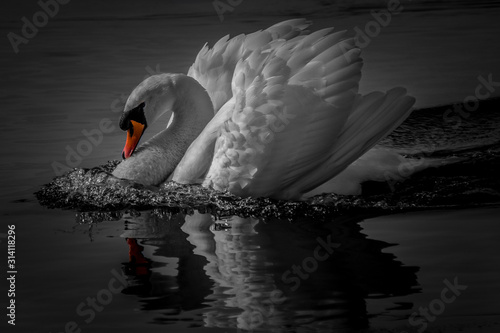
[122,120,146,159]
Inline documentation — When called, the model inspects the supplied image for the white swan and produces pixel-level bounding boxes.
[112,19,415,200]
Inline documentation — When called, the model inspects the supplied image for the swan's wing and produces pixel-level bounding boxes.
[187,19,310,113]
[172,20,311,184]
[203,28,363,199]
[291,88,416,196]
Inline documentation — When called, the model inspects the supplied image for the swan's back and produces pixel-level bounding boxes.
[180,20,415,200]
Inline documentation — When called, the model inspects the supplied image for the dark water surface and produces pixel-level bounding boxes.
[2,1,500,332]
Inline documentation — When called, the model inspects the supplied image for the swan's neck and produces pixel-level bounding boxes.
[113,75,214,186]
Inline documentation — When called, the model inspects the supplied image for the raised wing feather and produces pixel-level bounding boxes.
[187,21,414,199]
[203,26,365,199]
[171,20,312,183]
[187,19,311,113]
[202,50,290,194]
[290,88,416,196]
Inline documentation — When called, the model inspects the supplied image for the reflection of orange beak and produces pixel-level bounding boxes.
[122,120,146,159]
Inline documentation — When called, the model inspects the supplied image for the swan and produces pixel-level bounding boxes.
[112,19,415,200]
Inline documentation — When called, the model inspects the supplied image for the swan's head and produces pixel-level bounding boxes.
[119,74,179,159]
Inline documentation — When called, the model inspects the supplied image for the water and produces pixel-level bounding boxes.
[2,1,500,332]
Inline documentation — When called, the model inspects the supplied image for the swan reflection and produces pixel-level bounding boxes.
[89,210,419,331]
